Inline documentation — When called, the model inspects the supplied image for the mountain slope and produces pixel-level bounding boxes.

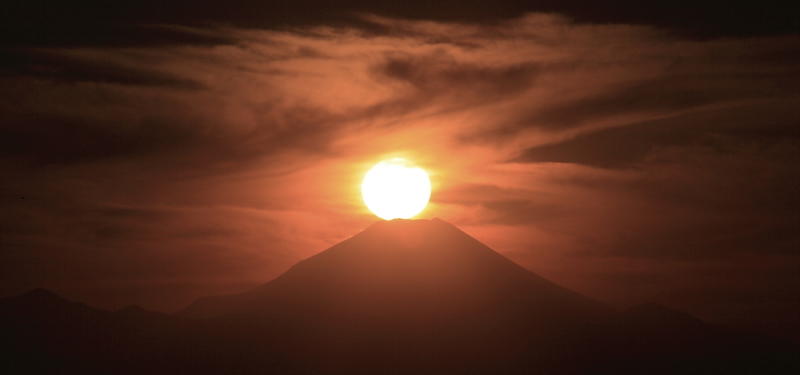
[179,218,615,334]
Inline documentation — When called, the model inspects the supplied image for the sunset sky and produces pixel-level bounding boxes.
[1,1,798,329]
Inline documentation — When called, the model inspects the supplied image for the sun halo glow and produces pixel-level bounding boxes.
[361,158,431,220]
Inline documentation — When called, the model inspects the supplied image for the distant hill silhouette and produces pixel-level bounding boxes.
[2,219,798,374]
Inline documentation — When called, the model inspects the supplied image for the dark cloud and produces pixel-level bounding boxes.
[3,1,797,48]
[0,50,344,170]
[358,53,540,121]
[513,100,800,169]
[0,111,197,166]
[0,49,206,88]
[0,1,240,47]
[501,36,800,168]
[466,36,800,139]
[433,184,569,226]
[380,55,538,98]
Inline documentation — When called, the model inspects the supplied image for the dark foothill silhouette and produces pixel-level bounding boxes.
[2,219,797,374]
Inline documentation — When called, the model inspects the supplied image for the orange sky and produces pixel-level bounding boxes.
[1,14,798,326]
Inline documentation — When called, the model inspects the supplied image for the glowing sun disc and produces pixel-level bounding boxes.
[362,158,431,220]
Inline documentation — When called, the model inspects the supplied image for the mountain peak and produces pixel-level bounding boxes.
[350,217,454,248]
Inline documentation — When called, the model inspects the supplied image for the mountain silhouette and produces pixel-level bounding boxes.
[2,219,798,374]
[175,218,620,373]
[179,218,614,330]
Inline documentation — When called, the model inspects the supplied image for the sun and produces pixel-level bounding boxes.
[362,158,431,220]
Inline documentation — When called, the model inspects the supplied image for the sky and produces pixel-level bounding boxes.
[1,1,798,329]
